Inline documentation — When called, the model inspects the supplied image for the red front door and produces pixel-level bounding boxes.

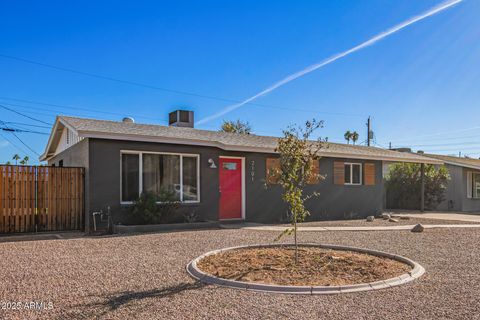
[219,157,243,219]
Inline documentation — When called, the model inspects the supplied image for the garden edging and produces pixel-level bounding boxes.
[186,243,425,295]
[114,221,219,234]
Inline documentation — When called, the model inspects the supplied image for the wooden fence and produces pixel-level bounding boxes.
[0,165,84,234]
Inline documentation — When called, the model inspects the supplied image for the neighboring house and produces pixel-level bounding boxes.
[40,111,442,231]
[423,154,480,212]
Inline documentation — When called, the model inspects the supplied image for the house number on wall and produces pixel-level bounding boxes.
[250,160,255,181]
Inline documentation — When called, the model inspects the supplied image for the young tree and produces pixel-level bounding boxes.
[23,156,29,164]
[273,119,325,264]
[351,131,359,145]
[220,120,252,134]
[344,130,352,144]
[12,154,20,165]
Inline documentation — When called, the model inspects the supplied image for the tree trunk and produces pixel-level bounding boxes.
[294,216,298,264]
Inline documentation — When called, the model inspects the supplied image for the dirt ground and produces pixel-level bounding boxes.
[197,246,410,286]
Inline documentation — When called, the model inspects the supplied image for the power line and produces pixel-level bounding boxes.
[3,121,51,129]
[0,130,30,156]
[0,126,49,135]
[0,54,365,117]
[0,120,40,156]
[0,104,51,125]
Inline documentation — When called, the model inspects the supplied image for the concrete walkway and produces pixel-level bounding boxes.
[237,223,480,232]
[395,212,480,223]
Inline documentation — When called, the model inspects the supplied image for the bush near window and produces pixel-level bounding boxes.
[386,163,450,210]
[128,190,180,224]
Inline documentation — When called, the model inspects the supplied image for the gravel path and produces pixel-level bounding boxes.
[1,228,480,319]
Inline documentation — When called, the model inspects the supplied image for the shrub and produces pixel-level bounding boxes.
[386,163,450,210]
[128,190,180,224]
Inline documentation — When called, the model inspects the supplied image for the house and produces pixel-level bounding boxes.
[423,154,480,212]
[39,111,442,231]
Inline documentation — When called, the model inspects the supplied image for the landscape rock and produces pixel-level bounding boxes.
[366,216,375,222]
[388,218,399,223]
[382,214,391,220]
[411,224,425,233]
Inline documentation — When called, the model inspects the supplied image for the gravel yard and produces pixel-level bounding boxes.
[1,227,480,319]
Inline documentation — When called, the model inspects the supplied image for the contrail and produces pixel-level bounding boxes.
[196,0,462,125]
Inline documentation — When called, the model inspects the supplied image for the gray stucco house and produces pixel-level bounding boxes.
[424,154,480,212]
[40,111,441,231]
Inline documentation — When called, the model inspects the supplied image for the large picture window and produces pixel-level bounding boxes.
[121,151,199,203]
[344,163,362,185]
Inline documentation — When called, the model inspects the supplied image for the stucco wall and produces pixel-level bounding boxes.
[438,164,463,211]
[461,167,480,212]
[86,138,384,224]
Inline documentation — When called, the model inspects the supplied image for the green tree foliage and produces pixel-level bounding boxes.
[344,130,351,144]
[344,131,359,145]
[220,120,252,134]
[274,119,325,263]
[351,131,359,145]
[128,191,180,224]
[12,154,20,165]
[386,163,450,210]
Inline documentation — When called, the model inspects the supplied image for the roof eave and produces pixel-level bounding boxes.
[77,131,443,164]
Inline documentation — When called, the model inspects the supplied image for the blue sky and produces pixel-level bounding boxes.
[0,0,479,164]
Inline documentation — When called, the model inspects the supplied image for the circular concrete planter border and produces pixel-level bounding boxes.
[186,243,425,295]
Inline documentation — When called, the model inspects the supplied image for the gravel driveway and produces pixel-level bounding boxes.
[1,227,480,319]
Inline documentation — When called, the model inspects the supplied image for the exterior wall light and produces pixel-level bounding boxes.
[208,158,217,169]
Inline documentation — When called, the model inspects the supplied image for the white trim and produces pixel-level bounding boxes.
[219,156,246,220]
[344,162,362,185]
[120,150,200,204]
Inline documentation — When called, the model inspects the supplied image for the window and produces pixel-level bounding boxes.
[58,160,64,167]
[344,163,362,185]
[222,162,237,170]
[121,154,140,202]
[121,152,199,203]
[467,171,480,199]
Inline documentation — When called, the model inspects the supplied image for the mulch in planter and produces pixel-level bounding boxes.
[197,246,411,286]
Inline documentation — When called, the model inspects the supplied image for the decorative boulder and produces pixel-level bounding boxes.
[388,218,399,223]
[411,224,425,233]
[366,216,375,222]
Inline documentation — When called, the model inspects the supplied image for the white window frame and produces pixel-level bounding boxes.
[344,162,362,185]
[120,150,200,204]
[467,171,480,199]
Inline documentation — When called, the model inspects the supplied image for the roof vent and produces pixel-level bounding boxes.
[122,117,135,123]
[169,110,194,128]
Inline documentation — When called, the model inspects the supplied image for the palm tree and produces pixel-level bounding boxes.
[23,156,29,165]
[351,131,359,145]
[12,154,20,165]
[344,131,352,144]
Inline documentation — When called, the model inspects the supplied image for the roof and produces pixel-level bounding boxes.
[40,116,443,164]
[424,153,480,170]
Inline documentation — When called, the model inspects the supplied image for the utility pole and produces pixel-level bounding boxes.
[366,116,371,146]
